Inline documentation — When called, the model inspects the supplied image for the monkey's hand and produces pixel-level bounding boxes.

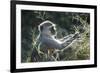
[73,32,81,40]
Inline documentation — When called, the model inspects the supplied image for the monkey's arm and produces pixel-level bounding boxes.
[60,34,73,41]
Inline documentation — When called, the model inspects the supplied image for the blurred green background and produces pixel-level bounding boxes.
[21,10,90,62]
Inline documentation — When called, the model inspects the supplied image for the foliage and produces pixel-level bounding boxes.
[21,10,90,62]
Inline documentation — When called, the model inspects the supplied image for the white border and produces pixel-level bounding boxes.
[16,4,94,69]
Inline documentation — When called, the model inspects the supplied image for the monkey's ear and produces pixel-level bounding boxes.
[38,25,43,31]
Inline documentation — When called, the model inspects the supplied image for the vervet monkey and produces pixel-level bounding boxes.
[31,20,80,61]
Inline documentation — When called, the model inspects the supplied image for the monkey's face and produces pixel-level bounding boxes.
[49,25,56,35]
[39,21,57,35]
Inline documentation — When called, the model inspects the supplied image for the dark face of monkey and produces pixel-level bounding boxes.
[39,22,56,35]
[49,26,56,35]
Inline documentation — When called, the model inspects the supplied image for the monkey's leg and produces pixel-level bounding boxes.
[47,48,58,61]
[48,49,61,61]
